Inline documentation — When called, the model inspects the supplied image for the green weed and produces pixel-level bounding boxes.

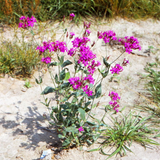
[89,112,159,159]
[0,42,40,77]
[24,78,32,88]
[144,59,160,106]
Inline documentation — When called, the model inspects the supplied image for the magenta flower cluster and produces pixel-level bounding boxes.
[110,58,129,74]
[98,30,117,43]
[108,91,120,112]
[36,41,53,54]
[68,75,94,96]
[36,40,67,64]
[87,60,101,75]
[18,16,37,29]
[72,37,90,48]
[69,36,101,74]
[36,40,67,54]
[119,36,141,54]
[67,22,102,96]
[41,57,51,64]
[110,64,123,74]
[51,41,68,52]
[78,46,96,66]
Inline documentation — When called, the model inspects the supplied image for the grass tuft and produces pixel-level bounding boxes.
[0,0,160,25]
[0,42,40,77]
[144,59,160,107]
[89,112,159,159]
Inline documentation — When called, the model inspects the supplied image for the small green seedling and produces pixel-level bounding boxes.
[24,79,32,88]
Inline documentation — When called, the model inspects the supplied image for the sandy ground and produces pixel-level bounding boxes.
[0,18,160,160]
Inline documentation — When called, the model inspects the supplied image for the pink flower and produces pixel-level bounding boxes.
[86,29,91,35]
[108,91,120,112]
[70,13,75,20]
[97,30,117,43]
[78,126,84,132]
[72,37,90,48]
[84,75,95,84]
[19,16,25,20]
[69,32,75,39]
[36,41,53,54]
[119,36,141,54]
[122,58,129,66]
[68,76,93,96]
[87,60,101,75]
[18,16,37,29]
[41,57,51,64]
[68,77,82,90]
[83,29,91,37]
[110,64,123,74]
[51,41,68,52]
[82,85,93,96]
[78,45,96,66]
[108,91,120,101]
[84,22,91,29]
[68,48,76,56]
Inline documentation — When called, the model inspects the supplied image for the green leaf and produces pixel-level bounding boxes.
[123,145,132,152]
[61,60,72,68]
[35,76,42,84]
[60,82,70,89]
[48,62,58,67]
[88,148,100,152]
[92,104,97,109]
[85,101,91,108]
[103,57,110,68]
[64,72,70,80]
[52,106,58,112]
[41,86,55,95]
[58,55,64,64]
[62,139,70,147]
[30,30,35,36]
[55,74,59,84]
[98,68,109,78]
[95,83,102,98]
[74,136,79,145]
[41,98,51,107]
[58,134,64,139]
[60,104,67,109]
[78,108,86,121]
[72,97,78,103]
[86,140,92,145]
[102,70,109,78]
[13,12,20,17]
[60,69,66,81]
[65,126,76,132]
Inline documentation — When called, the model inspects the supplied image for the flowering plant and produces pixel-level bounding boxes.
[34,14,141,149]
[18,16,37,29]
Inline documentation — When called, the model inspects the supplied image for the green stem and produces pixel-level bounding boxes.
[110,51,125,65]
[48,67,56,88]
[86,78,103,121]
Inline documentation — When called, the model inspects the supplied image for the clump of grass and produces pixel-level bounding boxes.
[89,112,159,159]
[0,0,160,25]
[144,59,160,106]
[137,105,160,128]
[0,42,40,77]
